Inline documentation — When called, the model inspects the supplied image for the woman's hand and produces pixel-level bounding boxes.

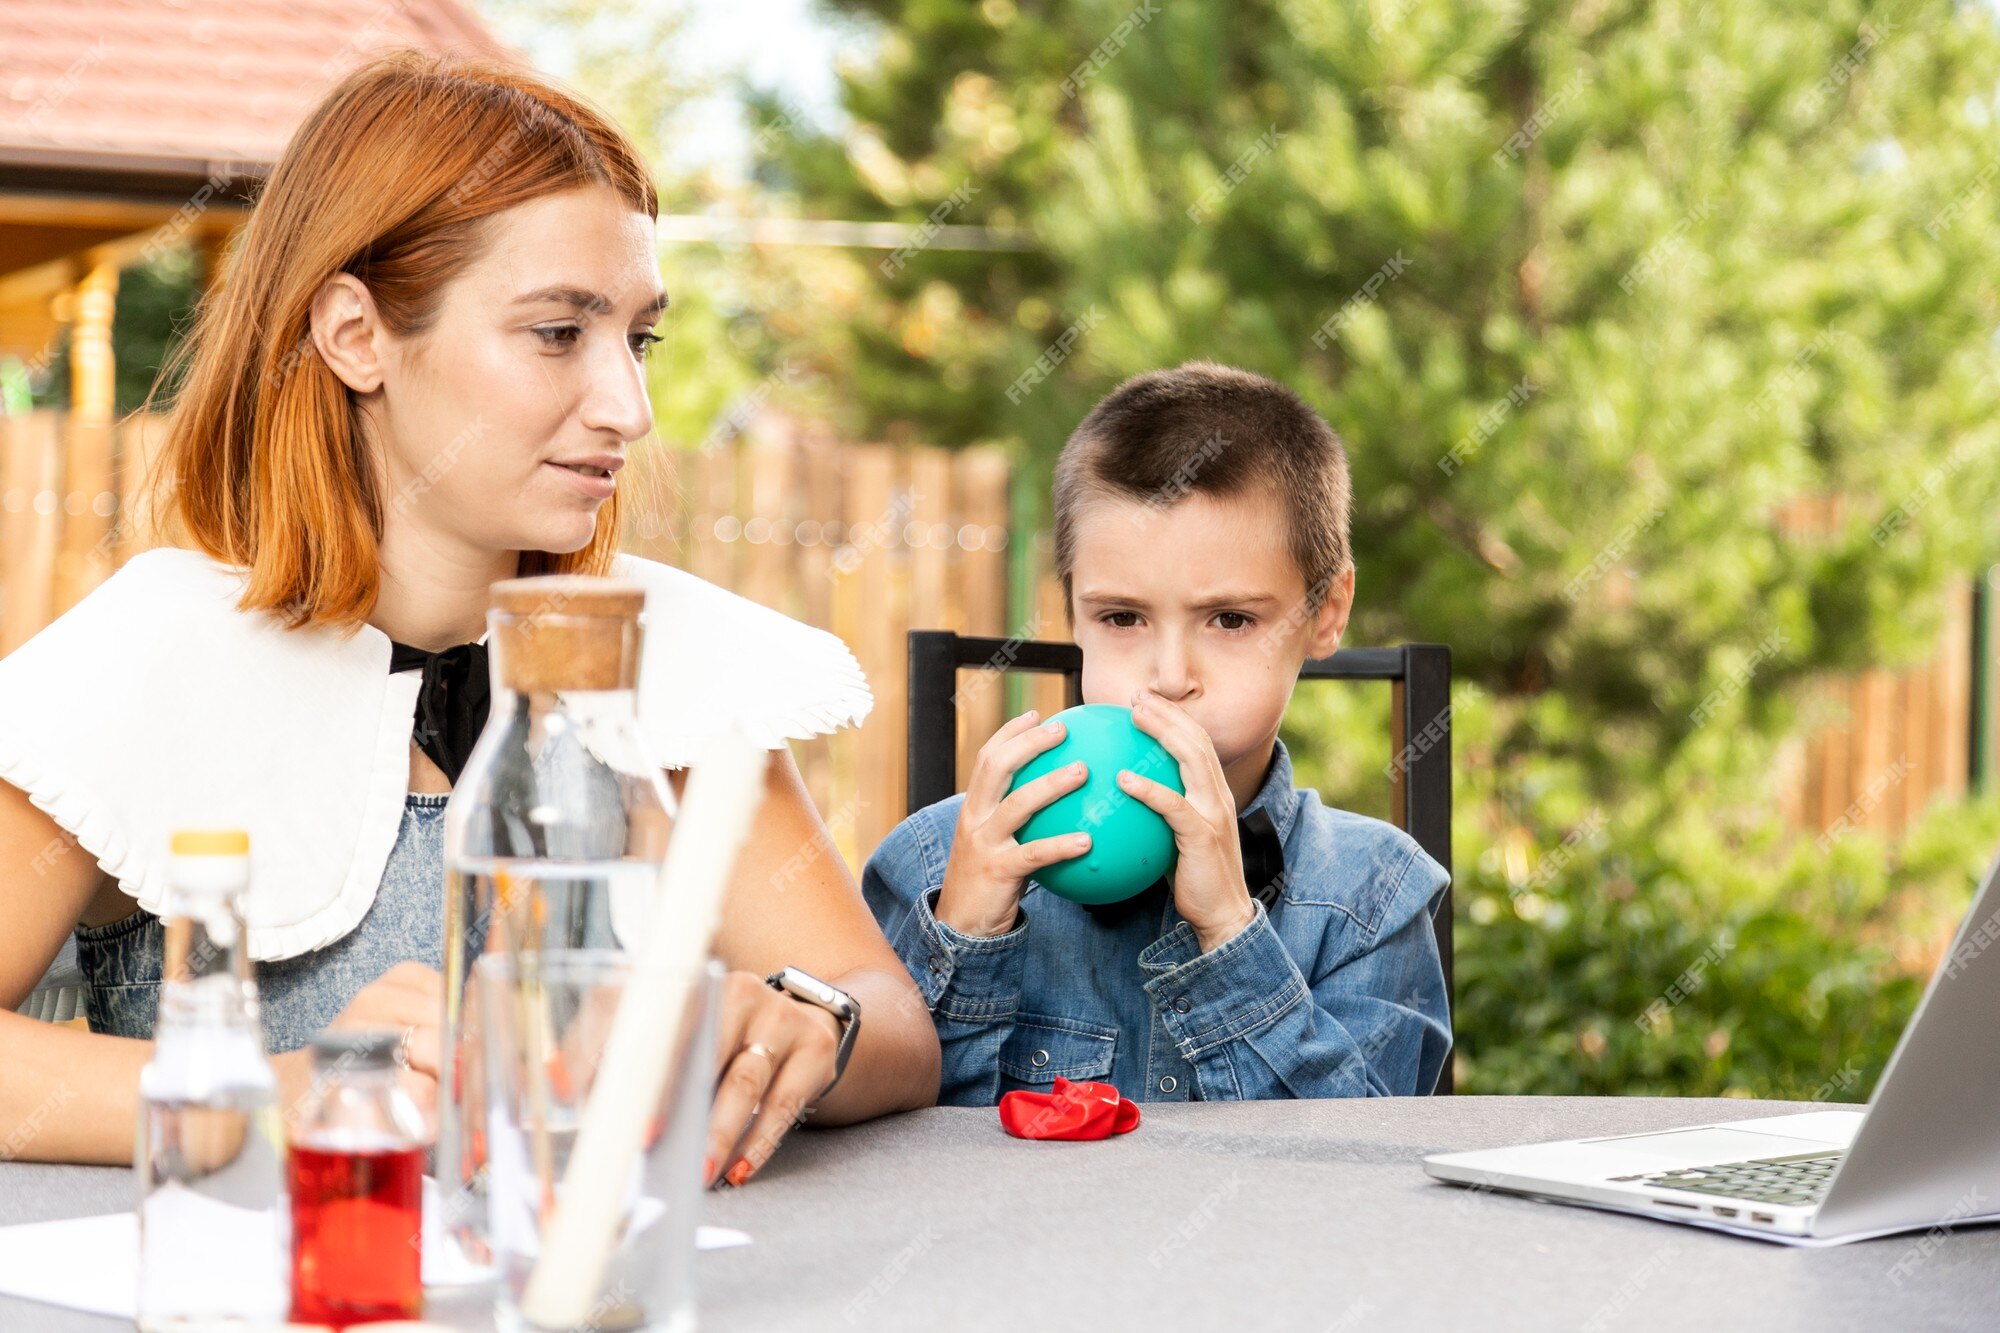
[705,969,844,1188]
[277,960,444,1139]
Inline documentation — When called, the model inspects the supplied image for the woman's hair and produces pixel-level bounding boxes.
[139,50,659,633]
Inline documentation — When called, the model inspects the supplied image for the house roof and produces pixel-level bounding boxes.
[0,0,517,194]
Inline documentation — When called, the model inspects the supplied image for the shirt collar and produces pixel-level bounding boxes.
[1238,735,1301,846]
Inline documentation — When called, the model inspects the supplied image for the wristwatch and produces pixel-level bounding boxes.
[764,966,862,1096]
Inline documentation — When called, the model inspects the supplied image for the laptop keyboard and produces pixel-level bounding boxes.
[1621,1150,1845,1207]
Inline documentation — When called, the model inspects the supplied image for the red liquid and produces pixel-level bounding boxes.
[288,1142,426,1327]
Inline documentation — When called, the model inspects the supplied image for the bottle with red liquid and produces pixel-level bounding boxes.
[288,1028,428,1327]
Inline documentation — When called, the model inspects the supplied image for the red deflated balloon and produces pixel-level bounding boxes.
[998,1076,1142,1141]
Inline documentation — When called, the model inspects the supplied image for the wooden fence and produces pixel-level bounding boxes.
[1775,580,1983,843]
[1770,496,1991,843]
[0,406,1992,865]
[618,411,1067,861]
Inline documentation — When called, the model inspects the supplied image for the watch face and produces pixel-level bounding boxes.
[791,974,839,1007]
[773,967,829,1004]
[771,967,857,1023]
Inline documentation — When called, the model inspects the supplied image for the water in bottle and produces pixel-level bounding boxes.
[135,829,287,1330]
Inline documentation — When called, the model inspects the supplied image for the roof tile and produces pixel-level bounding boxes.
[0,0,516,163]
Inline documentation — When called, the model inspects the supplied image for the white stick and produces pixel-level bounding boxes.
[519,732,768,1329]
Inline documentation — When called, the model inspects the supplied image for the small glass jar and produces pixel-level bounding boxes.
[287,1028,428,1328]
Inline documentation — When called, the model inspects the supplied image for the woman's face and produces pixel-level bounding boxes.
[334,184,666,558]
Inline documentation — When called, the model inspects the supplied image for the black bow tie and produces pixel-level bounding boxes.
[1237,807,1288,908]
[1081,807,1288,924]
[389,639,491,786]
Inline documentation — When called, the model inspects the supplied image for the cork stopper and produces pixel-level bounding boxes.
[488,575,647,693]
[170,829,250,857]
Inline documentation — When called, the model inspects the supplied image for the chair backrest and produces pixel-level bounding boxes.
[905,629,1455,1092]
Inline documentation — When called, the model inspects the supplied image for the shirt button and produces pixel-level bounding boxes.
[1172,996,1191,1014]
[1031,1049,1050,1068]
[1159,1075,1179,1094]
[928,958,943,973]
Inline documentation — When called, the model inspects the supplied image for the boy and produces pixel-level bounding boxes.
[862,362,1451,1104]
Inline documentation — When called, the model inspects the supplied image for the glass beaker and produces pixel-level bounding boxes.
[478,950,718,1333]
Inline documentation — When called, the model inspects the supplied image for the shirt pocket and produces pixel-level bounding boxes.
[998,1012,1118,1084]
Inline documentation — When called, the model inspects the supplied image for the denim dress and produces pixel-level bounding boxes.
[72,792,450,1052]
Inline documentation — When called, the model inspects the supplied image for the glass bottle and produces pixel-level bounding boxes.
[288,1028,427,1327]
[437,575,677,1276]
[135,829,288,1331]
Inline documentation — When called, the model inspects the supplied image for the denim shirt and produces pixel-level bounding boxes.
[861,739,1451,1105]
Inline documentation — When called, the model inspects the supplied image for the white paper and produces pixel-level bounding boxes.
[137,1182,287,1318]
[0,1210,133,1319]
[422,1172,713,1286]
[0,1177,748,1320]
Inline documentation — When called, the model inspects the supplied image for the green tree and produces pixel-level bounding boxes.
[765,0,2000,1094]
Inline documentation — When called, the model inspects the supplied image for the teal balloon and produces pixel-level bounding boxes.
[1008,704,1183,905]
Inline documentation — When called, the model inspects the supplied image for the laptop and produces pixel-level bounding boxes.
[1424,845,2000,1244]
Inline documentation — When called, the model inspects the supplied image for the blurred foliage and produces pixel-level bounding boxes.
[31,244,202,416]
[771,0,2000,1095]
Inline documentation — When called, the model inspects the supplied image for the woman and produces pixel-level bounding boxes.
[0,51,938,1185]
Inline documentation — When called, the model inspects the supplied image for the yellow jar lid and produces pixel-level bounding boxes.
[169,829,250,856]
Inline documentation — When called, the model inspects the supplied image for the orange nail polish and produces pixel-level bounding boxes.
[703,1155,717,1186]
[726,1160,753,1187]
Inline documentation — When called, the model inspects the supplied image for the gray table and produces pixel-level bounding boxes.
[3,1096,1993,1331]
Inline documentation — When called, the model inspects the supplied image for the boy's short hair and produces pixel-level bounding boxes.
[1052,361,1352,620]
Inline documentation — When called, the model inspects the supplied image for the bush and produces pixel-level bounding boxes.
[1285,679,2000,1099]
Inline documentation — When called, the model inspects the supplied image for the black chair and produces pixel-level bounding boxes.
[906,630,1455,1093]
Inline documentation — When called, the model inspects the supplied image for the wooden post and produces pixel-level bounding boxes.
[111,411,169,565]
[842,445,900,853]
[687,442,736,591]
[740,412,790,615]
[956,446,1011,785]
[0,411,62,655]
[1027,539,1073,721]
[798,425,842,826]
[908,447,952,638]
[53,260,118,616]
[1976,568,1998,793]
[196,228,234,297]
[1936,580,1973,807]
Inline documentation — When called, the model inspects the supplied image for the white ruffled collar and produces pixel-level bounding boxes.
[0,547,871,960]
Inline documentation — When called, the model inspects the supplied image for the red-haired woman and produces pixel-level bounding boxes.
[0,52,939,1183]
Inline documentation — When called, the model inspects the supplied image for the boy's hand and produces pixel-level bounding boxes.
[936,709,1094,937]
[1118,689,1258,953]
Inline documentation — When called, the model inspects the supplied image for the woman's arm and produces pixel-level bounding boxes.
[0,779,156,1164]
[683,748,941,1182]
[0,781,449,1164]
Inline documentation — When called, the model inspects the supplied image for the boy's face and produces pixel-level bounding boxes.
[1069,482,1354,808]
